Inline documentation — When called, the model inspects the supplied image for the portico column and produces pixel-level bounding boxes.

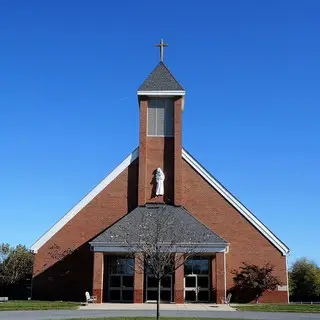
[211,255,216,302]
[93,252,104,303]
[134,253,144,303]
[215,252,226,304]
[174,253,184,303]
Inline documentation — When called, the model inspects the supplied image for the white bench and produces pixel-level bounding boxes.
[0,297,8,302]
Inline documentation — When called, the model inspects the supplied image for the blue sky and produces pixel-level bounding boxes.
[0,0,319,266]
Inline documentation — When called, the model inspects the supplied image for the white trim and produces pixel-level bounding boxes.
[137,90,185,96]
[224,251,227,301]
[182,149,290,256]
[30,148,139,253]
[286,256,290,302]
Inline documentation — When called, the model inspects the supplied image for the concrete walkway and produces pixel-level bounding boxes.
[79,302,235,311]
[1,309,320,320]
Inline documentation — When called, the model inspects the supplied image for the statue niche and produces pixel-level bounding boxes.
[155,168,165,196]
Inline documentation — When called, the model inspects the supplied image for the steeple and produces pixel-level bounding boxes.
[137,40,185,206]
[137,39,185,96]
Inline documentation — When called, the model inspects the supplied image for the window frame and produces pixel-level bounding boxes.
[147,97,174,137]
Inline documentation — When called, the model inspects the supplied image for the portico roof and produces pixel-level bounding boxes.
[90,204,228,253]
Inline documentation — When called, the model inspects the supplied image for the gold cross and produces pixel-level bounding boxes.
[154,39,168,62]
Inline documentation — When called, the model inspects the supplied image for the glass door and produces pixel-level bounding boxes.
[184,257,210,302]
[108,256,134,302]
[184,275,197,302]
[146,274,173,302]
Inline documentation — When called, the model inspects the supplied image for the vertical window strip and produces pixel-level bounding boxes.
[147,98,173,136]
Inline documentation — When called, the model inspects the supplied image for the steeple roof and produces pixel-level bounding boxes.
[138,62,184,92]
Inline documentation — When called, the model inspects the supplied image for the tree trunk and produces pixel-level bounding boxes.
[157,279,161,320]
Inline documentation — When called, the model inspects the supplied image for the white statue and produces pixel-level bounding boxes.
[155,168,165,196]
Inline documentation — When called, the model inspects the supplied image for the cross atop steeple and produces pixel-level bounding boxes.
[154,38,168,62]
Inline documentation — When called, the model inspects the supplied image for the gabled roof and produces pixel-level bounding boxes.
[182,149,290,255]
[31,147,289,255]
[90,204,227,251]
[30,148,139,253]
[137,62,185,95]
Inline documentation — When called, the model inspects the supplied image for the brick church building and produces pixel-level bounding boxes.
[31,41,289,304]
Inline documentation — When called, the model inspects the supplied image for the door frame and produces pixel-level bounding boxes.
[108,273,134,302]
[145,274,173,303]
[184,274,210,302]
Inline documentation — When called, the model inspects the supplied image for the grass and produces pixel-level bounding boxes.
[60,318,249,320]
[0,300,80,311]
[235,303,320,313]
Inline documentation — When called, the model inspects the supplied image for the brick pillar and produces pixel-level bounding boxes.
[134,253,144,303]
[93,252,104,303]
[174,97,183,205]
[215,252,226,304]
[138,97,148,206]
[211,255,217,302]
[174,253,184,303]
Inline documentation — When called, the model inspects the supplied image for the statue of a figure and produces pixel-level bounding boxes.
[155,168,165,196]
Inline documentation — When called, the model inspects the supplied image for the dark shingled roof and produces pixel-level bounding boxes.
[138,62,185,92]
[91,204,227,246]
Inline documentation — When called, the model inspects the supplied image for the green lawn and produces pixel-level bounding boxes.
[235,303,320,313]
[0,300,80,311]
[60,318,248,320]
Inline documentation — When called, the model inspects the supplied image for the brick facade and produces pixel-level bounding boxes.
[215,252,226,304]
[93,252,104,303]
[173,97,183,205]
[174,253,184,303]
[32,159,139,301]
[181,159,288,303]
[134,254,144,303]
[32,95,288,304]
[138,97,174,204]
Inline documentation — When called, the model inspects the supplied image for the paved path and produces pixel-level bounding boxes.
[79,303,235,311]
[0,310,320,320]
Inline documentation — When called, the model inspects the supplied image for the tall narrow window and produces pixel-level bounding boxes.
[147,98,174,136]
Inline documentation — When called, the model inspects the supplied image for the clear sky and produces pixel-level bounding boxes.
[0,0,319,266]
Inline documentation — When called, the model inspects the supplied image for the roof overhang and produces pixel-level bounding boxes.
[90,243,228,253]
[137,90,185,96]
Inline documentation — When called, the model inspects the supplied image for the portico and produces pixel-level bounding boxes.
[89,204,228,304]
[91,252,227,304]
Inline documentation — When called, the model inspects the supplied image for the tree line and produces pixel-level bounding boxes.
[0,243,33,299]
[289,257,320,302]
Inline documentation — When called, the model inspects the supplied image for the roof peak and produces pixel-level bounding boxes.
[138,61,185,94]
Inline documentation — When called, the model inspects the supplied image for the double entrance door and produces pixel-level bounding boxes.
[146,274,173,302]
[184,256,210,302]
[108,256,134,302]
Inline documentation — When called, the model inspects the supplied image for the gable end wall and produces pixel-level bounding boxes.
[32,160,139,301]
[181,159,288,303]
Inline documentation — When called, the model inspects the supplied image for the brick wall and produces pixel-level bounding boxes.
[32,159,139,301]
[138,96,175,204]
[181,159,288,303]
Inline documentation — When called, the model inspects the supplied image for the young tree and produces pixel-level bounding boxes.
[0,243,33,291]
[232,262,282,303]
[289,258,320,301]
[114,206,199,320]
